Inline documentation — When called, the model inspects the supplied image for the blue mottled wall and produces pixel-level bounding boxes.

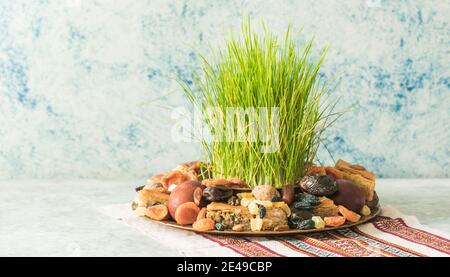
[0,0,449,179]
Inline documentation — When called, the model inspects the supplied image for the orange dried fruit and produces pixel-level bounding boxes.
[325,167,343,179]
[174,202,200,225]
[196,207,207,221]
[145,205,170,221]
[324,216,346,227]
[192,218,215,232]
[338,205,361,223]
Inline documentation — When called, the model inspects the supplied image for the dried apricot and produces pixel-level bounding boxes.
[192,218,215,232]
[145,205,170,221]
[324,216,346,227]
[174,202,200,225]
[338,205,361,223]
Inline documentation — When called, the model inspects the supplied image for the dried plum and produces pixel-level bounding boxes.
[258,205,266,218]
[203,186,233,202]
[293,219,315,230]
[294,194,321,206]
[289,210,313,227]
[300,174,337,196]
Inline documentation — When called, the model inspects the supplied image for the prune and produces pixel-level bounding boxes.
[330,179,365,213]
[295,193,321,206]
[203,186,233,202]
[289,210,313,227]
[300,174,337,196]
[215,223,225,231]
[293,201,313,210]
[294,219,315,230]
[258,205,266,218]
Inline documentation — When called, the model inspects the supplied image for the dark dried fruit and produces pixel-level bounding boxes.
[331,179,366,213]
[295,194,321,206]
[135,185,144,192]
[281,186,295,205]
[293,201,313,210]
[258,205,266,218]
[227,196,240,206]
[294,219,315,230]
[289,210,313,227]
[271,195,281,202]
[203,186,233,202]
[300,174,338,196]
[215,223,225,231]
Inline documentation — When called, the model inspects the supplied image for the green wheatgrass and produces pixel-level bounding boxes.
[180,20,341,188]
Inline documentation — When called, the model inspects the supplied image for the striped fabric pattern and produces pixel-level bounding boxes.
[100,204,450,257]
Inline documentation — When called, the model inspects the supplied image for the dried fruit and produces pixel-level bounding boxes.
[202,186,233,202]
[251,185,280,201]
[262,207,288,230]
[145,205,170,221]
[193,218,215,231]
[306,165,326,175]
[293,193,321,210]
[248,201,259,215]
[311,216,325,229]
[174,202,200,225]
[338,205,361,223]
[324,216,346,227]
[196,207,207,221]
[250,218,263,231]
[193,186,204,207]
[330,179,366,213]
[293,219,315,230]
[273,202,291,217]
[299,174,337,197]
[240,197,254,207]
[312,198,339,218]
[258,205,266,218]
[281,186,295,205]
[168,181,200,218]
[360,205,371,216]
[289,210,313,228]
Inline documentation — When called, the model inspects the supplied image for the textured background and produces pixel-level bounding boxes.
[0,0,449,179]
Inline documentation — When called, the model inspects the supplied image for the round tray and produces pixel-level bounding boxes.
[144,205,381,236]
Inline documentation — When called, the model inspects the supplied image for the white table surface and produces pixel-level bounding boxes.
[0,179,449,256]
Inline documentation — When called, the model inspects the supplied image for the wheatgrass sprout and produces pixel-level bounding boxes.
[180,21,340,188]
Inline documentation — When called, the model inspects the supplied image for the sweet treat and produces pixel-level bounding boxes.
[174,202,200,225]
[324,216,346,227]
[145,205,170,221]
[133,159,379,233]
[299,174,338,196]
[281,185,295,205]
[335,159,375,201]
[330,179,366,213]
[167,180,201,218]
[338,205,361,223]
[193,218,215,231]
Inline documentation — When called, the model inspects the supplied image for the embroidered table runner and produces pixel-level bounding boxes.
[99,204,450,257]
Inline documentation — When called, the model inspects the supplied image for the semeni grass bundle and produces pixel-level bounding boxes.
[181,21,340,188]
